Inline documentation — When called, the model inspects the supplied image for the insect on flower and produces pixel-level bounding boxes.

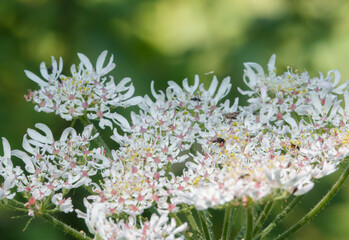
[190,97,201,102]
[292,187,298,194]
[290,143,300,150]
[40,65,53,74]
[212,137,225,147]
[238,173,250,179]
[47,66,53,74]
[223,111,240,120]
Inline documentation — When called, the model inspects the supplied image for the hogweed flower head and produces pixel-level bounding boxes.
[24,50,142,129]
[0,124,110,214]
[2,52,349,240]
[76,199,187,240]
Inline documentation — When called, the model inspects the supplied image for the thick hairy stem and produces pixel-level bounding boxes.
[275,163,349,240]
[253,195,304,240]
[222,206,233,240]
[180,204,202,240]
[252,201,274,237]
[244,207,253,240]
[40,213,93,240]
[198,210,214,240]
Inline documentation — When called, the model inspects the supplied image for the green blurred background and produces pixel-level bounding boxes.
[1,0,349,239]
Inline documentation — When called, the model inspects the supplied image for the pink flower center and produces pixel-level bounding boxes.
[97,110,103,118]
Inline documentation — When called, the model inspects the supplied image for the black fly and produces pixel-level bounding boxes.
[190,97,201,102]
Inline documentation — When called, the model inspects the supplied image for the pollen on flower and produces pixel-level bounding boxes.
[193,177,201,185]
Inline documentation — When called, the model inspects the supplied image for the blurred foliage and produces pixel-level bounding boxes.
[1,0,349,239]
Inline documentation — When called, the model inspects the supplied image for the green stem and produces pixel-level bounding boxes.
[80,116,111,157]
[70,118,77,128]
[275,163,349,240]
[180,204,201,239]
[1,199,28,212]
[1,203,28,213]
[193,208,205,236]
[230,207,244,240]
[252,201,274,237]
[244,207,253,240]
[40,213,93,240]
[177,205,194,213]
[8,198,26,207]
[222,206,240,240]
[253,195,303,240]
[169,212,182,226]
[222,206,232,240]
[198,210,214,240]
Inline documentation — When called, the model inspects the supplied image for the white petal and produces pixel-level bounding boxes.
[34,123,54,144]
[39,62,49,80]
[151,81,160,99]
[207,76,218,97]
[110,113,131,130]
[120,96,143,107]
[267,54,276,74]
[60,128,77,142]
[344,91,349,113]
[120,84,135,100]
[70,64,77,74]
[283,114,298,130]
[96,50,108,74]
[11,150,35,173]
[82,125,94,139]
[4,174,16,189]
[27,128,50,144]
[237,87,254,96]
[294,182,314,195]
[1,137,11,159]
[310,92,322,114]
[22,134,35,155]
[78,53,93,72]
[51,56,58,73]
[213,77,231,103]
[58,57,63,74]
[328,70,341,87]
[115,77,132,91]
[92,154,110,169]
[98,118,113,129]
[168,81,183,95]
[97,51,115,75]
[244,62,265,76]
[24,70,48,86]
[323,95,333,114]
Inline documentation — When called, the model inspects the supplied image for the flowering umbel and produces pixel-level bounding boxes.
[24,51,142,129]
[1,52,349,240]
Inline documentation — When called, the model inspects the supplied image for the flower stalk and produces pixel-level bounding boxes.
[253,195,304,240]
[198,210,214,240]
[39,213,93,240]
[244,207,254,240]
[252,201,274,237]
[275,163,349,240]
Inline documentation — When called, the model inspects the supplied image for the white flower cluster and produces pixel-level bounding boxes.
[92,55,349,213]
[0,124,110,214]
[168,55,349,209]
[91,76,233,215]
[2,53,349,239]
[24,51,142,129]
[77,199,187,240]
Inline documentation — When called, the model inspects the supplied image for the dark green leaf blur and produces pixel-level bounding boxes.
[1,0,349,239]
